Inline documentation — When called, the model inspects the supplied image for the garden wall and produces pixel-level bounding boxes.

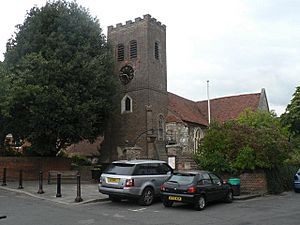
[222,170,268,194]
[0,157,72,181]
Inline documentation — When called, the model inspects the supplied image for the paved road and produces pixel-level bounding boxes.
[1,189,300,225]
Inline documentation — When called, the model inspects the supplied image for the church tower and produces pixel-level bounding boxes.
[102,14,168,161]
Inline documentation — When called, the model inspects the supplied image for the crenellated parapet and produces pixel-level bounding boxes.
[108,14,166,33]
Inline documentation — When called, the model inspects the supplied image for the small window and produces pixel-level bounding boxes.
[125,97,131,111]
[121,95,132,113]
[209,173,222,185]
[158,115,165,140]
[130,40,137,59]
[157,163,172,175]
[117,44,124,61]
[155,42,160,60]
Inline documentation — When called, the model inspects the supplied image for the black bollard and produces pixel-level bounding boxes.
[37,171,44,194]
[1,168,7,186]
[56,173,62,197]
[18,170,23,189]
[75,173,83,202]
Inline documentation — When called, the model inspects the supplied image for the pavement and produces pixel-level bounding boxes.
[0,180,109,205]
[0,180,262,205]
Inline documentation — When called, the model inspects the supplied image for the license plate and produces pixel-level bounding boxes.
[107,178,120,183]
[168,196,182,201]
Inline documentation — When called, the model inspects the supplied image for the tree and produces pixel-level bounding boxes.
[281,87,300,164]
[281,87,300,136]
[0,62,12,152]
[194,110,291,174]
[4,1,116,156]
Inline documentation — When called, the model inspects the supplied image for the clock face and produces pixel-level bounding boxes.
[119,65,134,85]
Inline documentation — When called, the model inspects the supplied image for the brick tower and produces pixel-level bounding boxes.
[101,14,168,162]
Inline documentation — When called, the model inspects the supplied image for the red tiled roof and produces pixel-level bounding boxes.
[167,93,208,126]
[168,92,261,125]
[65,136,103,157]
[197,93,260,123]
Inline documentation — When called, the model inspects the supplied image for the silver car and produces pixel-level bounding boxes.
[98,160,173,205]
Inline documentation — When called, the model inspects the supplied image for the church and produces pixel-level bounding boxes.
[68,14,269,169]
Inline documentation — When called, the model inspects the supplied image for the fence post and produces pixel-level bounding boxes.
[1,168,7,186]
[56,173,62,197]
[75,173,83,202]
[18,170,23,189]
[37,171,44,194]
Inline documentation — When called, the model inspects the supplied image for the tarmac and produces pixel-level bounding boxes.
[0,180,262,205]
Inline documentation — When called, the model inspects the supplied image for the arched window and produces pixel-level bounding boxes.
[158,115,165,141]
[121,95,132,113]
[130,40,137,59]
[155,42,160,60]
[117,44,124,61]
[194,128,204,153]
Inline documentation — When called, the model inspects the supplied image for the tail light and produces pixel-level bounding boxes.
[187,185,197,193]
[160,184,166,191]
[125,179,134,187]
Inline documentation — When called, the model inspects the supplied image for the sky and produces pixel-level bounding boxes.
[0,0,299,115]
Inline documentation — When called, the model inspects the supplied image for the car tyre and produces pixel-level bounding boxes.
[194,195,206,211]
[224,190,233,203]
[109,195,121,202]
[162,197,173,207]
[139,187,154,206]
[294,188,300,193]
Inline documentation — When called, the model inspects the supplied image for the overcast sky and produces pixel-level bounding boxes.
[0,0,299,115]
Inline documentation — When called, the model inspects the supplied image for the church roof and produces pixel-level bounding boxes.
[167,91,263,126]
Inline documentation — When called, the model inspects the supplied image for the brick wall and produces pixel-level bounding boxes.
[222,170,268,194]
[0,157,72,181]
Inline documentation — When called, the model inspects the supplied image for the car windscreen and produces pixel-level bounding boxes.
[104,163,135,175]
[167,173,196,185]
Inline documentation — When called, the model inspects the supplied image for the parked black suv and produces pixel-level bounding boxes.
[160,171,233,210]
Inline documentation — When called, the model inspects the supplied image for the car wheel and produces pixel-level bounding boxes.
[224,190,233,203]
[139,187,154,206]
[109,195,121,202]
[162,197,173,207]
[294,188,300,193]
[194,195,206,211]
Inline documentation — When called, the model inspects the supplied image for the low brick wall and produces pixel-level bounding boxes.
[222,170,268,194]
[0,157,72,181]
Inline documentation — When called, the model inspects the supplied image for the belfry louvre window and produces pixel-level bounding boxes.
[130,40,137,59]
[117,44,124,61]
[155,42,159,60]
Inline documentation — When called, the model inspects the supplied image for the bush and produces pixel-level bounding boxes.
[70,155,91,166]
[265,165,299,194]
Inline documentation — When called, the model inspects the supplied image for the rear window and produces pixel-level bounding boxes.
[167,173,196,185]
[104,163,135,175]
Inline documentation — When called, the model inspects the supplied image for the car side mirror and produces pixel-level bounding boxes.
[167,171,172,176]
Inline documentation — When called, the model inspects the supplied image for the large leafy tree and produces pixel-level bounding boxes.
[4,1,116,155]
[281,87,300,164]
[0,62,12,151]
[281,87,300,136]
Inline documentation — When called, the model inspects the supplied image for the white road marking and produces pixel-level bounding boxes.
[128,208,147,212]
[78,218,95,224]
[113,213,125,218]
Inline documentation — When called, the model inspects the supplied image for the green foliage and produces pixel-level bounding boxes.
[3,1,116,156]
[194,110,291,174]
[70,155,91,166]
[232,146,256,171]
[281,86,300,136]
[265,165,298,194]
[0,63,13,151]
